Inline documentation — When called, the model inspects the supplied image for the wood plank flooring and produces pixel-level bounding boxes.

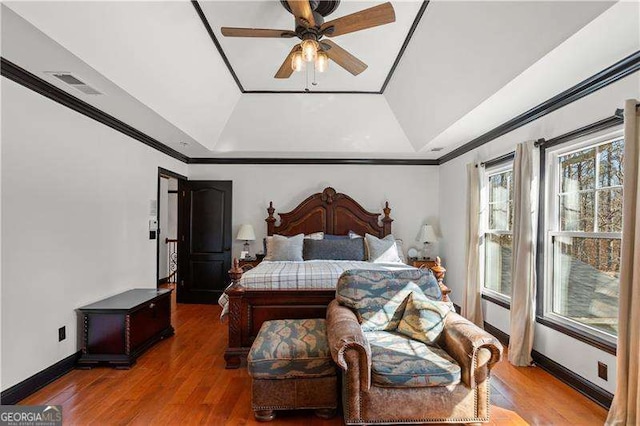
[21,289,608,425]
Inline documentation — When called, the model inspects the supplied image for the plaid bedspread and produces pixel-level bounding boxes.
[218,260,414,319]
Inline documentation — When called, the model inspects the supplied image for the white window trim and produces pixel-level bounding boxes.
[480,161,513,303]
[542,129,623,344]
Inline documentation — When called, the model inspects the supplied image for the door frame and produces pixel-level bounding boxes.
[156,167,187,288]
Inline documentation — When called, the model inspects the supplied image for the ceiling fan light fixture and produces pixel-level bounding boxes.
[315,51,329,73]
[291,51,304,72]
[301,39,319,62]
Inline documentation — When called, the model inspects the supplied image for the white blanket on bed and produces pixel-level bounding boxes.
[218,260,414,319]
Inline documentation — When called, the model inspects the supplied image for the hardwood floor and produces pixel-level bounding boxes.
[21,289,608,425]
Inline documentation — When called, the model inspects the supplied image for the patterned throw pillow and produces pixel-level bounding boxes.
[264,234,304,261]
[396,293,451,345]
[365,233,403,263]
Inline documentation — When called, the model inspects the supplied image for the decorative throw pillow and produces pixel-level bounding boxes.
[396,293,451,345]
[364,233,403,263]
[348,230,362,239]
[304,232,324,240]
[303,238,366,261]
[324,234,350,240]
[264,234,304,261]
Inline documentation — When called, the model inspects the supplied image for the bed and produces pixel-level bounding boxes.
[222,187,448,369]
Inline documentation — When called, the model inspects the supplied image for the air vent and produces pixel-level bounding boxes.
[430,147,444,152]
[46,72,102,95]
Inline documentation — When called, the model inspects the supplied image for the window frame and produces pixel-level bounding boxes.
[480,161,514,308]
[537,129,623,355]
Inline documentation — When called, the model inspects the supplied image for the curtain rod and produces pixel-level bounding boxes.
[476,108,626,167]
[479,152,514,168]
[535,111,623,150]
[479,138,545,168]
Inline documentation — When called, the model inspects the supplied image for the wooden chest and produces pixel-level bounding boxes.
[77,288,174,369]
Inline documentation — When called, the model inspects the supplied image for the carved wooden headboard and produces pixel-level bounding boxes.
[265,187,392,238]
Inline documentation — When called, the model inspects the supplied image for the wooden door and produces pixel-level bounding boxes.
[177,181,232,304]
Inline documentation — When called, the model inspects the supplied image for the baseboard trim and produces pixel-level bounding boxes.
[483,322,613,410]
[0,351,81,405]
[531,349,613,409]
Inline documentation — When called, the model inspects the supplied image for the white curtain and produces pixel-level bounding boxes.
[508,141,539,366]
[606,99,640,425]
[463,163,484,327]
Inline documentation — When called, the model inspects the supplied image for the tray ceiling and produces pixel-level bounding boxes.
[198,1,424,92]
[3,1,636,160]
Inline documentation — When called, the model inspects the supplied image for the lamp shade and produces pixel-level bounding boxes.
[236,224,256,241]
[416,225,437,243]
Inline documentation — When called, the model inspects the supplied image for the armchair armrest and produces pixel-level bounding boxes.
[326,300,371,390]
[441,312,503,388]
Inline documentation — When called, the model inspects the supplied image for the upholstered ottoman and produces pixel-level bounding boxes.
[247,318,338,421]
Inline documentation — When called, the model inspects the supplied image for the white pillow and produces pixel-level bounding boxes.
[304,232,324,240]
[364,233,403,263]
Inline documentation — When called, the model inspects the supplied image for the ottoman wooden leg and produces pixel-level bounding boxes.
[315,408,336,419]
[254,409,276,422]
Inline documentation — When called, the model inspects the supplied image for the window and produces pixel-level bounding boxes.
[482,165,514,301]
[543,134,623,343]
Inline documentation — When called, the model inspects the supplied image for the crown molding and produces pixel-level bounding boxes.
[188,157,439,165]
[4,49,638,167]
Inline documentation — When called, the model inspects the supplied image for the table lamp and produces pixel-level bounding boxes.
[237,224,256,257]
[416,225,438,260]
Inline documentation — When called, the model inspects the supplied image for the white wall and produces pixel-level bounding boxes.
[438,74,640,395]
[0,78,187,390]
[188,164,440,260]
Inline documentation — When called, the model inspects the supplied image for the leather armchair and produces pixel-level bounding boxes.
[327,299,503,425]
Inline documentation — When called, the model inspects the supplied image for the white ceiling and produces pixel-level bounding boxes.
[385,0,617,152]
[200,1,423,92]
[2,1,637,159]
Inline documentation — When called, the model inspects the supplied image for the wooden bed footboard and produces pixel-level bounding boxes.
[223,274,335,369]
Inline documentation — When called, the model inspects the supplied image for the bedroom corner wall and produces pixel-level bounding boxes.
[0,78,187,391]
[437,74,640,396]
[188,164,440,260]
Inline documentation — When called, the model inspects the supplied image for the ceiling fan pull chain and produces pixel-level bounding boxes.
[312,64,318,86]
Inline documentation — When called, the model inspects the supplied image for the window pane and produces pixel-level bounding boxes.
[489,202,511,230]
[484,233,512,297]
[552,236,620,336]
[489,172,511,203]
[597,188,623,232]
[559,147,596,192]
[559,192,595,231]
[598,139,624,188]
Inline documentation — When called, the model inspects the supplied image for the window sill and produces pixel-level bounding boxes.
[536,316,617,355]
[481,293,511,310]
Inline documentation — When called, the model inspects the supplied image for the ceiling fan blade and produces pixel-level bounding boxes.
[322,40,367,76]
[221,27,296,38]
[286,0,316,28]
[321,2,395,37]
[275,45,301,79]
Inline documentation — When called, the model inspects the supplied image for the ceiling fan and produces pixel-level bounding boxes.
[220,0,396,78]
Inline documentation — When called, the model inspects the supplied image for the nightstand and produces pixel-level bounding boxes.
[238,254,265,271]
[410,257,451,302]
